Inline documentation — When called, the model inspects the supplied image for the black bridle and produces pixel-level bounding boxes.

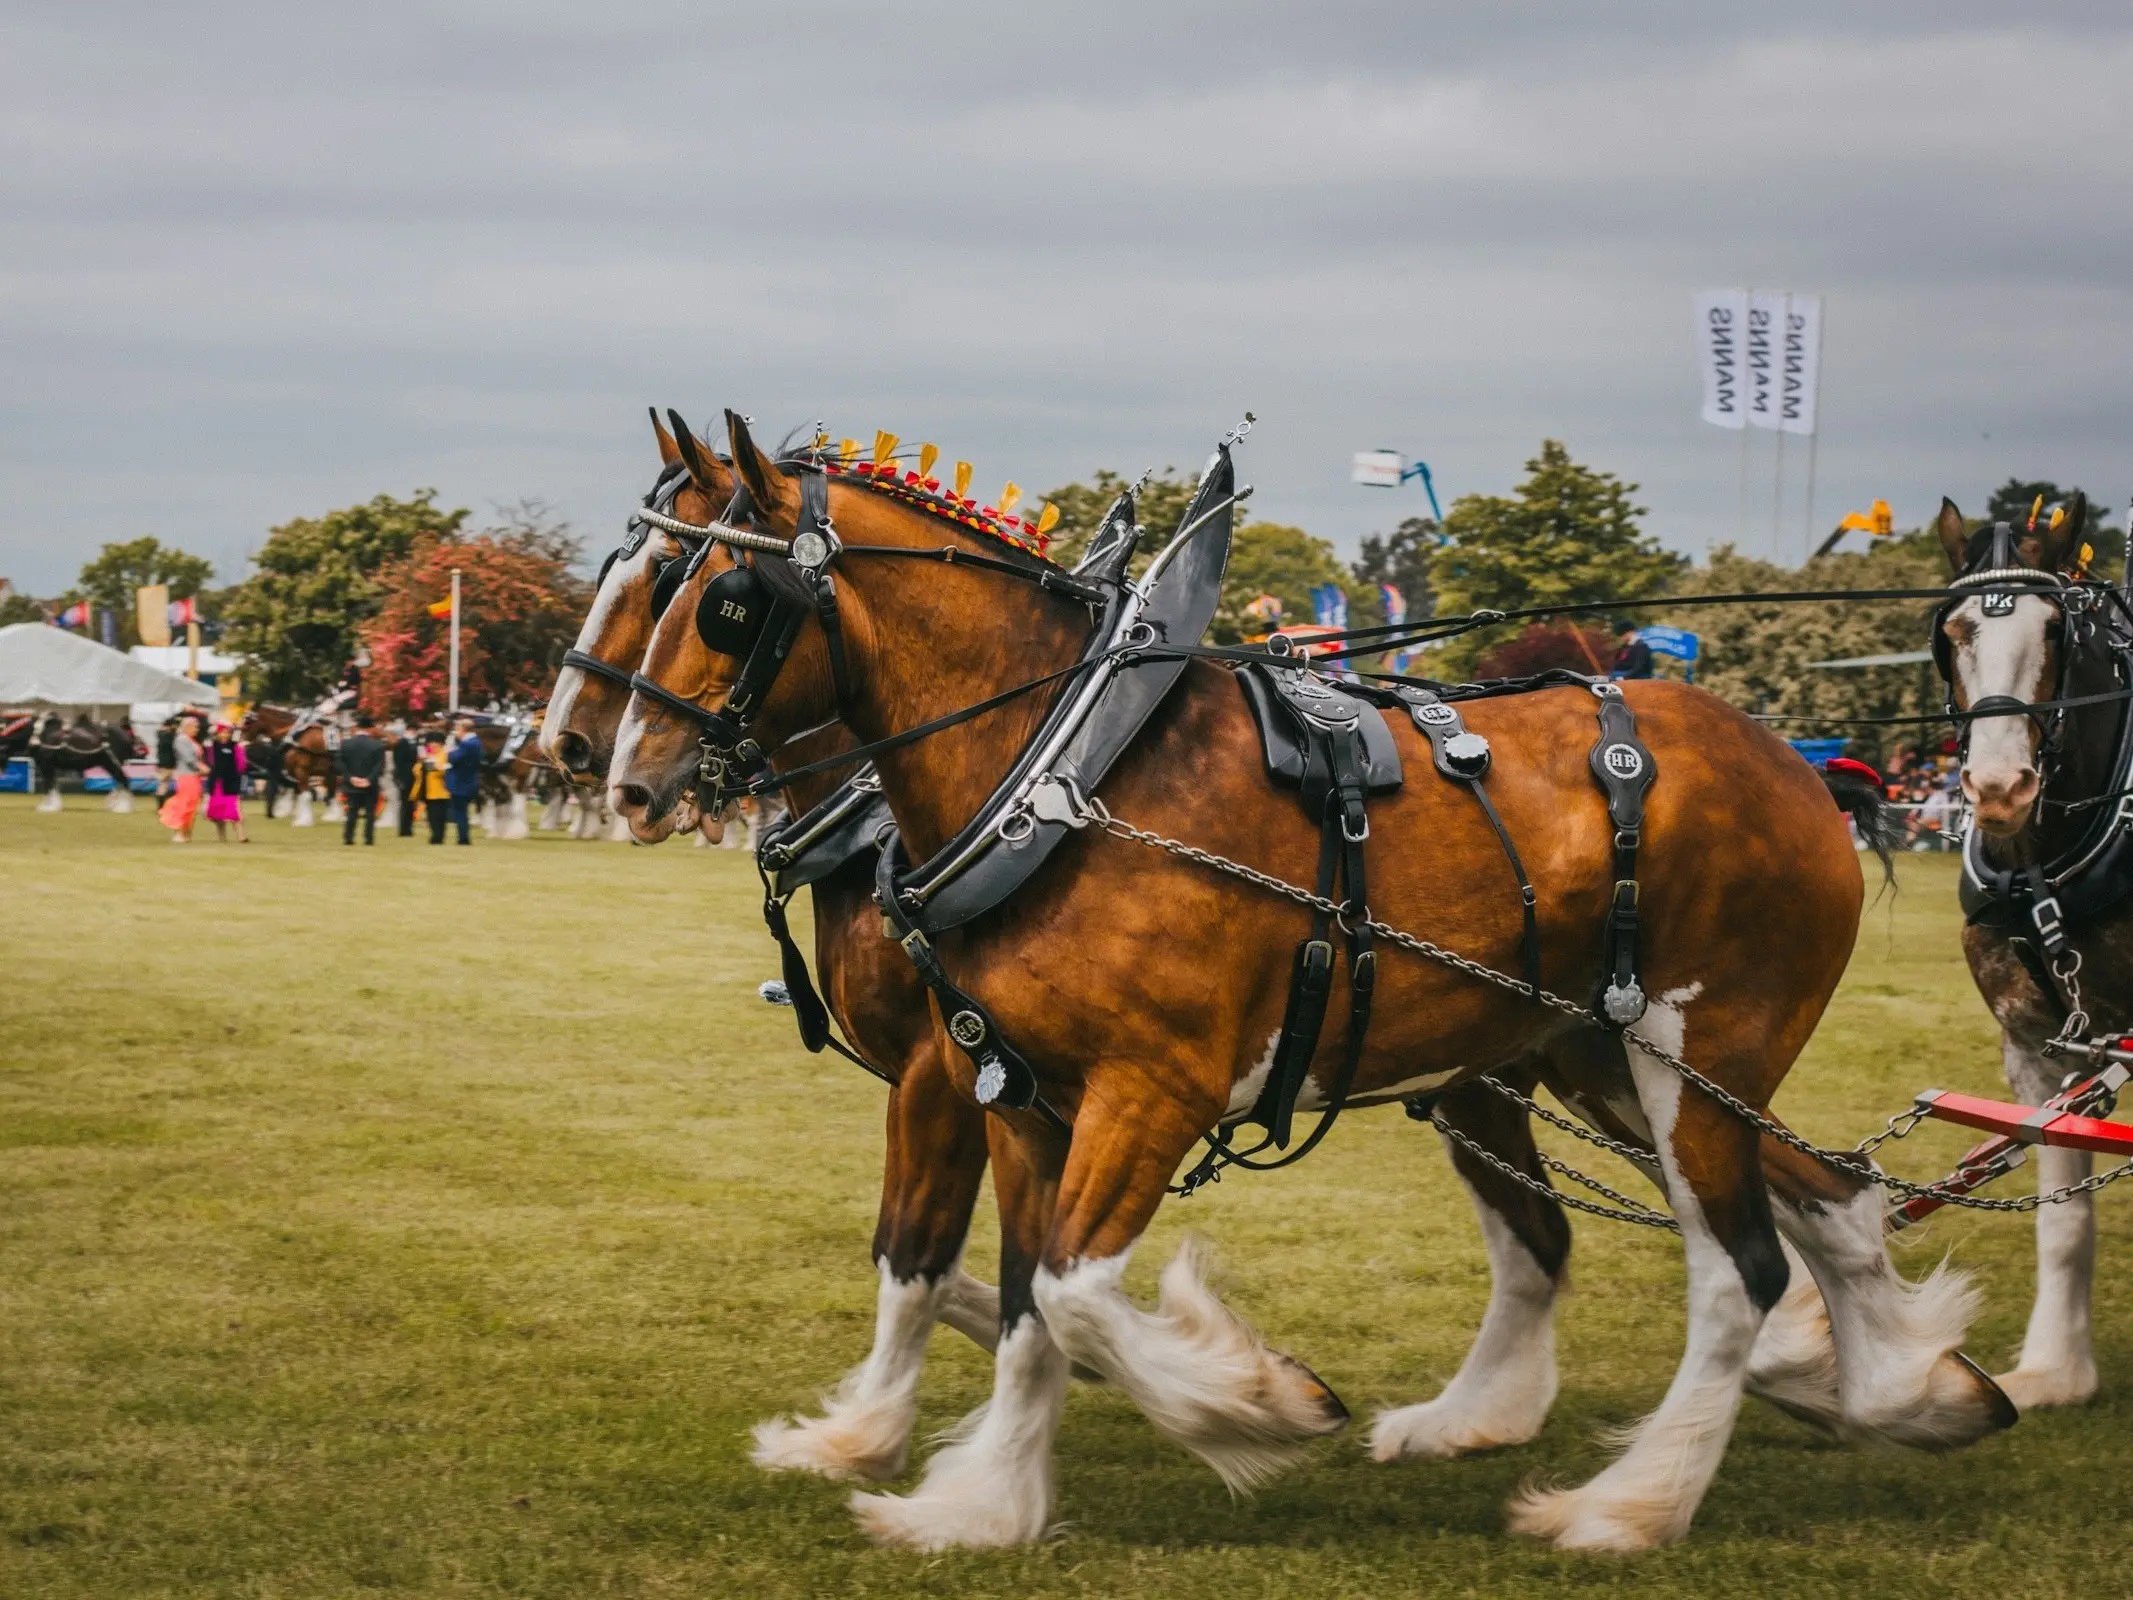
[1928,520,2112,771]
[623,460,1110,816]
[559,458,709,694]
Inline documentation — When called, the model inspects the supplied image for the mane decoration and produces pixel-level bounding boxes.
[800,428,1062,560]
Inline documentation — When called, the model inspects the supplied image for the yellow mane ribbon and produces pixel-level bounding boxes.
[954,461,973,500]
[839,438,861,465]
[918,443,939,481]
[873,430,900,469]
[2029,493,2045,532]
[1035,502,1060,536]
[998,481,1022,517]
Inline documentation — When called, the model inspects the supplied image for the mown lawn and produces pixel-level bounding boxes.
[2,805,2128,1598]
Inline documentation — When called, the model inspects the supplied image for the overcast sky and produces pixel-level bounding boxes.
[5,3,2130,593]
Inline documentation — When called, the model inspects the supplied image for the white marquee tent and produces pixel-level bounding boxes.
[0,624,218,716]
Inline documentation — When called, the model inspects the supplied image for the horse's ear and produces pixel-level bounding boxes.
[1935,498,1969,575]
[726,410,795,520]
[649,406,681,468]
[2043,491,2087,572]
[666,410,723,492]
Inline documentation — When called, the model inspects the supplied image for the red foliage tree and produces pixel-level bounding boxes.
[1471,621,1615,680]
[358,513,590,719]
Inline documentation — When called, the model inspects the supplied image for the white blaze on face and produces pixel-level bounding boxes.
[1948,592,2053,813]
[542,534,672,756]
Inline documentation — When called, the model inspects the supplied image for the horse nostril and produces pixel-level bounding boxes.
[614,783,652,814]
[555,730,594,773]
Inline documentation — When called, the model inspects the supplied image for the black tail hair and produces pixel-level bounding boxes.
[1823,768,1898,891]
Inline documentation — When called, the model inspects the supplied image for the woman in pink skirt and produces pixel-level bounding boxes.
[157,714,205,843]
[202,721,249,843]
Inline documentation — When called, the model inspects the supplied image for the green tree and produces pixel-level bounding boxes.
[1983,479,2120,575]
[1352,515,1438,624]
[221,491,468,702]
[1425,441,1681,679]
[65,538,215,649]
[1212,521,1374,645]
[0,584,45,626]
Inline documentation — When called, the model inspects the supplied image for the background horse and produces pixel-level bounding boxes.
[1932,494,2127,1410]
[23,713,142,811]
[612,412,2011,1553]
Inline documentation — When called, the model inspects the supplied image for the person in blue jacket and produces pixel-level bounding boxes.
[444,716,485,845]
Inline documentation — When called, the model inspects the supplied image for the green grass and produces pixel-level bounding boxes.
[3,805,2129,1597]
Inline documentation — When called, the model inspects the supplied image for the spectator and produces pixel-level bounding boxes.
[389,726,419,838]
[202,722,249,843]
[336,714,386,846]
[157,713,204,844]
[1609,621,1654,680]
[153,715,178,799]
[444,716,484,846]
[416,734,452,844]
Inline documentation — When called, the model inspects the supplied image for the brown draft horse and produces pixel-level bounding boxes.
[1933,494,2127,1410]
[612,413,2013,1553]
[567,415,1849,1513]
[539,412,1000,1479]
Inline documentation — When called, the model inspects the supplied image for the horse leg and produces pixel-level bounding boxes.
[753,1051,994,1481]
[35,761,61,811]
[1373,1066,1569,1462]
[852,1116,1071,1549]
[1994,1032,2099,1409]
[1031,1074,1347,1492]
[105,760,133,812]
[1761,1136,2013,1445]
[1510,993,1787,1552]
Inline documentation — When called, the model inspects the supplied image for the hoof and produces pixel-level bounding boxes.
[1994,1360,2098,1413]
[1285,1354,1351,1430]
[850,1485,1050,1551]
[1507,1480,1685,1553]
[749,1409,909,1483]
[1874,1350,2016,1450]
[1370,1396,1545,1462]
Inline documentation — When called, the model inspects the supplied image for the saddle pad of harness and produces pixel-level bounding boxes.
[1237,663,1403,819]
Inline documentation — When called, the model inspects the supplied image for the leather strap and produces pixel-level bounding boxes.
[561,648,635,691]
[1588,685,1657,1025]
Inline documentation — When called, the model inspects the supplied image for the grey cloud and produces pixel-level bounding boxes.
[3,4,2130,593]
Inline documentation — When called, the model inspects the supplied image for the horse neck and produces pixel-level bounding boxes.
[836,540,1091,860]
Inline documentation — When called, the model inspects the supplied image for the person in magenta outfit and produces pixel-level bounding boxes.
[203,721,250,843]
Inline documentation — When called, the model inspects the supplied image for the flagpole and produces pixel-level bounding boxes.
[1801,304,1824,563]
[448,569,461,713]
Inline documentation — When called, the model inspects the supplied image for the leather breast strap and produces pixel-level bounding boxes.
[874,829,1070,1135]
[1588,683,1658,1025]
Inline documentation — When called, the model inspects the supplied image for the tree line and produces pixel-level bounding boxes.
[13,451,2104,757]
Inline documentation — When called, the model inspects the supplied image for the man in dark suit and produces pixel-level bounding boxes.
[444,716,484,846]
[388,726,419,837]
[336,714,387,845]
[1610,621,1654,680]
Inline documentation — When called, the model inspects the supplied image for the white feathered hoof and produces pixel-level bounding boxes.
[1995,1359,2098,1413]
[1370,1378,1551,1463]
[292,793,315,827]
[750,1403,911,1484]
[36,789,62,812]
[1743,1269,1843,1437]
[1508,1476,1694,1554]
[1875,1351,2016,1448]
[106,789,134,813]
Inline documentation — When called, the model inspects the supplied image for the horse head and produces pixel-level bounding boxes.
[609,409,1088,849]
[538,408,734,787]
[1933,494,2087,838]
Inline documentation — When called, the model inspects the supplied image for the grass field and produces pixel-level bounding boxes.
[4,803,2130,1598]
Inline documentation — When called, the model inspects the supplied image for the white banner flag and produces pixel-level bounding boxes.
[1746,291,1787,430]
[1779,293,1821,436]
[1693,289,1748,430]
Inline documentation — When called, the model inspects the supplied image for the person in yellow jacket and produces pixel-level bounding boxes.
[415,734,453,845]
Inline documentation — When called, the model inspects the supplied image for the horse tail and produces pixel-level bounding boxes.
[1819,758,1897,891]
